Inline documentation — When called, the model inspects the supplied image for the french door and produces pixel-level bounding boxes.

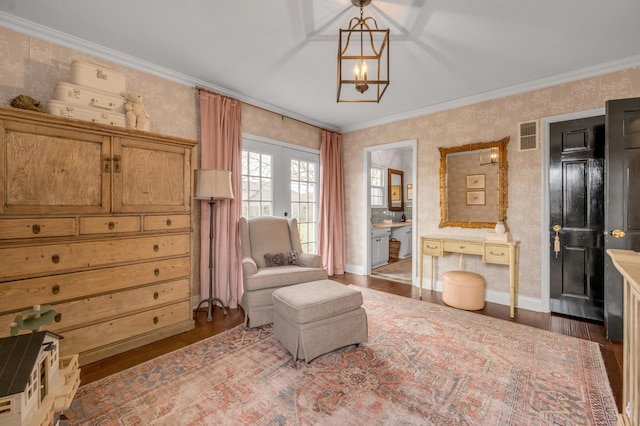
[241,136,319,253]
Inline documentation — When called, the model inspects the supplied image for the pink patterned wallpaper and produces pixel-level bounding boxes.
[343,66,640,301]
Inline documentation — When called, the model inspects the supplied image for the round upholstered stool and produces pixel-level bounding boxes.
[442,271,486,310]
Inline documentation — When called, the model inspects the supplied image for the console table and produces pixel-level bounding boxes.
[418,235,520,318]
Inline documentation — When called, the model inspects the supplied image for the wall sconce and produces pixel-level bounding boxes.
[480,147,499,165]
[337,0,390,103]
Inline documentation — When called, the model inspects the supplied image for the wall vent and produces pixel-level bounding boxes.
[518,121,538,151]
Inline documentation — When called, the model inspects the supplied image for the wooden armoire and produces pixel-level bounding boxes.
[0,106,196,365]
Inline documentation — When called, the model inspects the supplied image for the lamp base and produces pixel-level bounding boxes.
[193,297,228,322]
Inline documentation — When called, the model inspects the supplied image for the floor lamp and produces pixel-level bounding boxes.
[194,169,234,322]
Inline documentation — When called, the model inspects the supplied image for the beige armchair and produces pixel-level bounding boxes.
[239,216,327,327]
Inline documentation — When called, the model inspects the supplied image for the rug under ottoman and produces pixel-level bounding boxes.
[272,280,368,363]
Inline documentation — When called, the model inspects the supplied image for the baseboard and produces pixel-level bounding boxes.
[417,279,544,313]
[345,263,365,275]
[343,267,545,313]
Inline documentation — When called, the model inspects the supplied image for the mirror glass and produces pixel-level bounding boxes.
[388,168,404,211]
[439,137,509,229]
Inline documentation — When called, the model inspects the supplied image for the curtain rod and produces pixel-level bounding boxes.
[195,85,335,134]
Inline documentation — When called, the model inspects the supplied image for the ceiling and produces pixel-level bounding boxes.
[1,0,640,131]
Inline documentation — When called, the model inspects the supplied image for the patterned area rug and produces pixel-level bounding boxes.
[64,287,617,425]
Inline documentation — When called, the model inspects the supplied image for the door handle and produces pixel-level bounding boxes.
[605,229,626,238]
[552,225,561,259]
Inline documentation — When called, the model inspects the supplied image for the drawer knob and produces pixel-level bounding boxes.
[52,284,60,294]
[459,245,465,249]
[108,221,115,230]
[54,313,62,323]
[490,251,505,256]
[154,268,160,276]
[51,254,60,264]
[166,218,172,227]
[154,291,159,300]
[153,316,159,324]
[32,224,41,234]
[153,244,159,252]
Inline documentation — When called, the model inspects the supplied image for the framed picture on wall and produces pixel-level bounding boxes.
[391,185,401,201]
[466,191,486,205]
[466,174,485,189]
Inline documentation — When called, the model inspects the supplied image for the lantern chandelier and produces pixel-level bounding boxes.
[337,0,390,103]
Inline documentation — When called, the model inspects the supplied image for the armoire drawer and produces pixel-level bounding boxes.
[0,278,190,338]
[143,214,191,231]
[59,300,191,357]
[0,233,190,281]
[79,215,141,234]
[0,256,191,315]
[0,217,76,240]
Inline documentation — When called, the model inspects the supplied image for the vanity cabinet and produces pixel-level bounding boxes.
[0,107,196,365]
[371,227,391,268]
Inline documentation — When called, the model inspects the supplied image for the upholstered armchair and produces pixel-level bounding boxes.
[239,216,328,327]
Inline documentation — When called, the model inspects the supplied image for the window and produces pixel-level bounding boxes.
[241,150,272,217]
[371,166,384,206]
[242,136,320,253]
[291,159,317,253]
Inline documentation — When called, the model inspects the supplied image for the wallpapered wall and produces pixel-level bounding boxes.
[3,26,640,308]
[0,27,322,302]
[343,66,640,304]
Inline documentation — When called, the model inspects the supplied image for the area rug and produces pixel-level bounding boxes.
[64,287,617,425]
[371,257,412,284]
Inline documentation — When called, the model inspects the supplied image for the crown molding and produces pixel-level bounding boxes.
[3,11,639,134]
[340,54,640,132]
[0,12,338,132]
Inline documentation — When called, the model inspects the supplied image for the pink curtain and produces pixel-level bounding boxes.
[318,130,346,275]
[199,91,243,308]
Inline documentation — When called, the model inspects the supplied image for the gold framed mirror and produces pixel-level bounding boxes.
[439,136,509,229]
[388,168,404,211]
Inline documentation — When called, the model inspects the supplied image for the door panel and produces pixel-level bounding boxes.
[0,120,110,214]
[549,116,605,321]
[604,97,640,340]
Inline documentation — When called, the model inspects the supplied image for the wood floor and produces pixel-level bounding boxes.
[79,273,624,412]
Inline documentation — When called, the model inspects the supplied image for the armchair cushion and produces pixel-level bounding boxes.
[264,251,298,267]
[239,216,328,327]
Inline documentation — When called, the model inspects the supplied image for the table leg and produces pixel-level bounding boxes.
[418,244,424,299]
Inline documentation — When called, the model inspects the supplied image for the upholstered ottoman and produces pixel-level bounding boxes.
[442,271,486,310]
[272,280,368,363]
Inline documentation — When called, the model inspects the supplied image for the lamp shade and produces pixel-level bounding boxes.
[194,169,234,200]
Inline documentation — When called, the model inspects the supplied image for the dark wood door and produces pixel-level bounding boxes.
[604,97,640,340]
[549,116,605,321]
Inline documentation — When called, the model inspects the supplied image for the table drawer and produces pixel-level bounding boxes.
[144,214,191,231]
[0,233,190,281]
[422,239,443,256]
[59,300,191,357]
[80,215,141,234]
[484,244,511,264]
[0,218,76,240]
[443,241,483,255]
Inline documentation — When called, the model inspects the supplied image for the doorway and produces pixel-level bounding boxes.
[548,115,605,321]
[363,140,417,282]
[242,134,320,253]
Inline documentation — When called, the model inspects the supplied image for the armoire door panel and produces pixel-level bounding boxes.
[0,120,110,214]
[113,138,191,213]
